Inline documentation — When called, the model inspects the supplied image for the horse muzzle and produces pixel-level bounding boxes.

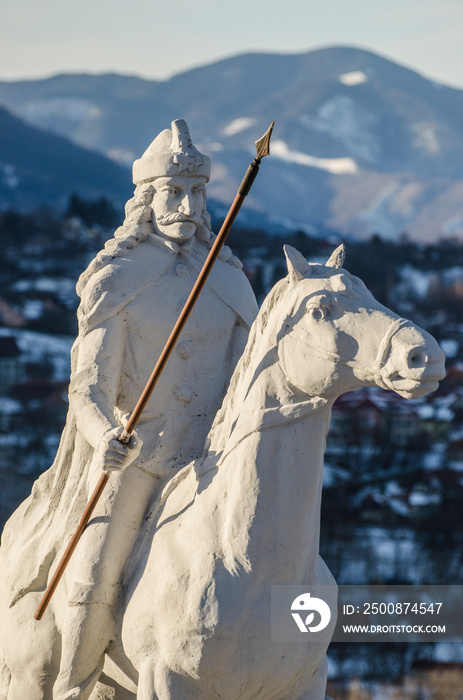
[379,323,446,399]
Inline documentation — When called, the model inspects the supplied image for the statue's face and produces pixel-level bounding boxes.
[150,175,207,242]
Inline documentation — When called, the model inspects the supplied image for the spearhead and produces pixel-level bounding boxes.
[255,121,274,161]
[238,121,274,197]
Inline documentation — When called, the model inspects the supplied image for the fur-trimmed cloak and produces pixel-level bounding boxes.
[0,233,257,607]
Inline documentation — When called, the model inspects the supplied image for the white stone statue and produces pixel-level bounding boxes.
[0,235,445,699]
[0,120,258,700]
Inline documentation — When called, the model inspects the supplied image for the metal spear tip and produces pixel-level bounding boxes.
[255,121,274,160]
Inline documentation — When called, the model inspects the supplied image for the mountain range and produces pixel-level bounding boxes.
[1,46,463,241]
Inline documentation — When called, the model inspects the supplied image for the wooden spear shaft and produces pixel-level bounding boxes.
[34,122,274,621]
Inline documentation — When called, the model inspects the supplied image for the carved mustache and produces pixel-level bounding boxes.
[156,212,202,226]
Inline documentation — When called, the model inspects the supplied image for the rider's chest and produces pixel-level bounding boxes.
[126,263,236,350]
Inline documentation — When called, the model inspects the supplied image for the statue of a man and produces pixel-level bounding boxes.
[0,120,258,699]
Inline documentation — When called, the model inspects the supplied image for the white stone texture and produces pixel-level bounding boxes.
[0,129,446,699]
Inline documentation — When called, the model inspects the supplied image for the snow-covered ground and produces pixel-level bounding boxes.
[330,526,431,585]
[0,327,73,380]
[11,276,77,309]
[272,139,358,174]
[222,117,258,137]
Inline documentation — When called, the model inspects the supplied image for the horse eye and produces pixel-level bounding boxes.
[308,305,327,321]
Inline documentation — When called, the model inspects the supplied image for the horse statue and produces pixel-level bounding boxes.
[0,245,445,700]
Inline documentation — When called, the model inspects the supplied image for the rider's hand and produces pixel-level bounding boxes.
[98,426,143,474]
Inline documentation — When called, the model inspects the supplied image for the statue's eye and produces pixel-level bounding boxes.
[162,186,178,196]
[307,303,328,321]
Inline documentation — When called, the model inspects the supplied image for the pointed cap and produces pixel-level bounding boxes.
[133,119,211,184]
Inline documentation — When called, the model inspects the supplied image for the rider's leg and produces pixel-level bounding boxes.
[53,465,160,700]
[52,602,114,700]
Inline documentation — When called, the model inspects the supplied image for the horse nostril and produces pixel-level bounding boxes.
[408,348,428,368]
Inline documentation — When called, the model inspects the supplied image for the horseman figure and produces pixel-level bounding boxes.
[0,120,258,700]
[0,125,446,700]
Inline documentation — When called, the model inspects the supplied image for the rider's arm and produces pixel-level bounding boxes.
[68,314,141,472]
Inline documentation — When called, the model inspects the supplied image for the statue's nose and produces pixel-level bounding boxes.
[179,193,194,215]
[393,326,442,378]
[384,324,445,383]
[406,346,428,371]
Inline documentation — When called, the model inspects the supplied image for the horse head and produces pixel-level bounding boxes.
[276,244,445,401]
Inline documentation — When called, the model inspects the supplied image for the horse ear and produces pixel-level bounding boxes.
[325,244,346,268]
[284,245,310,282]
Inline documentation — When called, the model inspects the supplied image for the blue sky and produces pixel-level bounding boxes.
[2,0,463,88]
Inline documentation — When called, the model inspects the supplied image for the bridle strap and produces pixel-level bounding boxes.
[281,315,410,386]
[373,317,410,370]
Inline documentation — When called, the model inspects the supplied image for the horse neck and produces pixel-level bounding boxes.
[248,383,332,584]
[208,348,334,585]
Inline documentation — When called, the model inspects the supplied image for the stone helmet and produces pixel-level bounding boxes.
[133,119,211,185]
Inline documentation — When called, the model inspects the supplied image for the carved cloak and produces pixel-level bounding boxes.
[0,234,258,606]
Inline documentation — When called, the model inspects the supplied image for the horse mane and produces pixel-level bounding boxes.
[206,276,290,454]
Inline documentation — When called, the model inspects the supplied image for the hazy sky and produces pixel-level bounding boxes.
[2,0,463,88]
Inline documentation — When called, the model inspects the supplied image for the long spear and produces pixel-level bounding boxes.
[34,121,274,621]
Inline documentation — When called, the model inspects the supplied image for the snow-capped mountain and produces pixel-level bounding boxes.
[2,46,463,240]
